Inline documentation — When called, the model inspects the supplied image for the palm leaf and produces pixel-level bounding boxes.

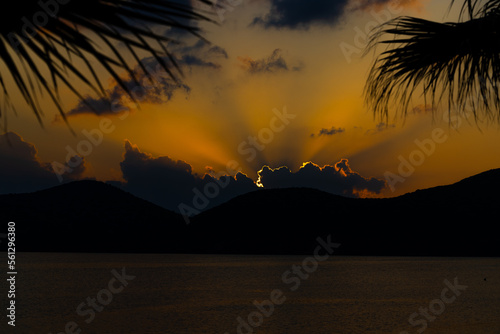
[0,0,214,129]
[451,0,500,19]
[365,0,500,123]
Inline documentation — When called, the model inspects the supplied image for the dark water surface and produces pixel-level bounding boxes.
[3,253,500,333]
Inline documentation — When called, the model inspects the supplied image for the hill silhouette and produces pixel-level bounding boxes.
[1,170,499,256]
[0,180,188,253]
[189,170,499,256]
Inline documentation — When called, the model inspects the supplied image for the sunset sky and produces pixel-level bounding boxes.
[2,0,500,214]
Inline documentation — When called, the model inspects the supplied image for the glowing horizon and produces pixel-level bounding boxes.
[2,0,500,205]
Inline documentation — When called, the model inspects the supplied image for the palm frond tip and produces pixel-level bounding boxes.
[0,0,213,128]
[365,1,500,123]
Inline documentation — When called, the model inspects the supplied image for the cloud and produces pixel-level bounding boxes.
[115,140,258,213]
[65,65,191,117]
[64,90,130,118]
[66,40,227,117]
[351,0,427,11]
[0,132,85,193]
[0,134,387,211]
[311,126,346,137]
[257,159,387,197]
[98,142,387,213]
[238,49,303,74]
[160,0,206,37]
[178,55,221,70]
[251,0,426,30]
[251,0,350,30]
[364,122,396,134]
[165,40,228,70]
[350,0,397,10]
[207,45,229,59]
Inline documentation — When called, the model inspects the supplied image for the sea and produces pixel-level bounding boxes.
[3,253,499,333]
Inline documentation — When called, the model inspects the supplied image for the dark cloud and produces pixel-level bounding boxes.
[257,160,387,197]
[0,134,386,213]
[66,40,227,117]
[207,45,229,59]
[116,140,259,215]
[179,55,221,69]
[251,0,350,30]
[163,39,228,70]
[65,0,217,118]
[65,90,129,118]
[364,122,396,135]
[161,0,206,37]
[351,0,423,11]
[250,0,421,30]
[66,65,191,117]
[351,0,395,10]
[239,49,303,74]
[173,39,228,60]
[311,126,346,137]
[0,132,84,193]
[108,143,387,214]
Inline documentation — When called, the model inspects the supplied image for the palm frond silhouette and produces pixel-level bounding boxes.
[0,0,213,128]
[365,0,500,123]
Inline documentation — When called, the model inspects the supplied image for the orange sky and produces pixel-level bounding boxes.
[3,0,500,201]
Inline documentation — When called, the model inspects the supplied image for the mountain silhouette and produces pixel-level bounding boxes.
[189,170,498,256]
[1,170,499,256]
[0,180,188,253]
